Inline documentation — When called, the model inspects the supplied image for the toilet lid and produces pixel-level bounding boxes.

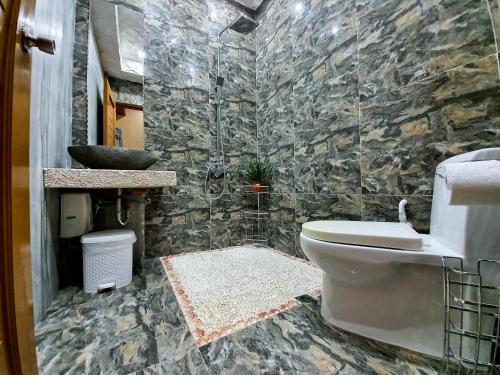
[302,221,423,251]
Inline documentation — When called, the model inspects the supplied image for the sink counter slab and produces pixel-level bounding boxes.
[44,168,176,189]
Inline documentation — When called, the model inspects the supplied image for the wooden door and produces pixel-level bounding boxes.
[103,79,116,146]
[116,103,144,150]
[0,0,38,374]
[0,3,9,368]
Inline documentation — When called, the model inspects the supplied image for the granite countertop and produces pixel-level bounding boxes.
[43,168,176,189]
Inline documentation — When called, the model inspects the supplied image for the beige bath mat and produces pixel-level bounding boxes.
[161,246,321,346]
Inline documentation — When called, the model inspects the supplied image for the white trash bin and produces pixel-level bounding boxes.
[81,229,136,293]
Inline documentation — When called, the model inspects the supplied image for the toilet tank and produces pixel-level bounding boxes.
[430,148,500,269]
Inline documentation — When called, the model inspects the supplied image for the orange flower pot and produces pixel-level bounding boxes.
[251,181,262,192]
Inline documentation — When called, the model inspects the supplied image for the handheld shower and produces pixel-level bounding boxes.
[205,15,257,200]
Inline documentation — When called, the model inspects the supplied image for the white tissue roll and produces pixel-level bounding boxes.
[444,160,500,205]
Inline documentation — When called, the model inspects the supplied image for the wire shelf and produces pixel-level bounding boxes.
[442,257,500,374]
[238,185,272,193]
[242,186,270,245]
[243,210,269,220]
[244,235,268,245]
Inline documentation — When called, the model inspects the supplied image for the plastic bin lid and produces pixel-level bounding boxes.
[81,229,136,244]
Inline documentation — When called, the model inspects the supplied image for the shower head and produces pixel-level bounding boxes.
[229,15,257,35]
[219,15,257,37]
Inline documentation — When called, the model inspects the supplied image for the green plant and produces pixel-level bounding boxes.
[241,158,273,184]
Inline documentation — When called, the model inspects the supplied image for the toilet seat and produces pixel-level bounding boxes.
[302,221,423,251]
[300,221,458,268]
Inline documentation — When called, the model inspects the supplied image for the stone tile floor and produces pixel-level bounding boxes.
[36,257,446,374]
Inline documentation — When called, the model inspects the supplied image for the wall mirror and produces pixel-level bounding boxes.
[86,0,145,149]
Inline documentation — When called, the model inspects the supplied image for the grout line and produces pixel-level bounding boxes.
[255,22,260,160]
[362,193,433,197]
[362,51,500,103]
[485,0,500,82]
[354,2,364,221]
[289,3,298,253]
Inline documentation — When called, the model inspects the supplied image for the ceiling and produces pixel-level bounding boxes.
[233,0,264,10]
[91,0,144,83]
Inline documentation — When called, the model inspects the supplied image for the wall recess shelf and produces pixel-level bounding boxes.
[43,168,176,189]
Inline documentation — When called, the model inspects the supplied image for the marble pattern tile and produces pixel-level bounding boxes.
[143,64,210,132]
[259,141,295,194]
[36,259,209,375]
[295,193,363,224]
[293,103,360,194]
[38,256,449,375]
[208,40,257,175]
[143,0,212,195]
[258,83,295,193]
[209,193,247,249]
[292,0,357,97]
[256,0,362,258]
[144,115,211,178]
[268,193,296,255]
[143,0,258,254]
[102,0,145,13]
[141,0,500,262]
[72,0,90,148]
[488,0,500,51]
[129,353,208,375]
[30,0,76,322]
[218,101,258,170]
[143,59,211,194]
[256,0,292,102]
[200,296,444,375]
[145,194,211,257]
[144,0,209,86]
[291,0,360,195]
[108,77,144,106]
[255,0,290,49]
[206,0,258,194]
[357,0,497,99]
[360,54,500,196]
[254,0,500,263]
[361,195,433,233]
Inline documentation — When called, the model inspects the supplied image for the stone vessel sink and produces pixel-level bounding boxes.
[68,145,158,170]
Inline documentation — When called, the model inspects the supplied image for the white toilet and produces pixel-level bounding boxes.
[300,148,500,358]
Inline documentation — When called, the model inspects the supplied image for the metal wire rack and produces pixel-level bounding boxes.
[442,257,500,374]
[240,185,270,245]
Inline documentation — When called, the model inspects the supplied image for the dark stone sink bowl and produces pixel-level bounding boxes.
[68,146,158,170]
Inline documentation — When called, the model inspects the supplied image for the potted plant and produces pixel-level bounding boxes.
[242,158,273,192]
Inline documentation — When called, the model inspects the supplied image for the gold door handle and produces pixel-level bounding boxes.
[21,29,55,55]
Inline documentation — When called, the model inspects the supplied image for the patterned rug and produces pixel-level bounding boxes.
[161,246,322,346]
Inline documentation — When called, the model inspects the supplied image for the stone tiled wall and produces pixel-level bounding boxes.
[30,0,76,322]
[72,0,91,147]
[257,0,500,257]
[108,76,144,106]
[144,0,257,257]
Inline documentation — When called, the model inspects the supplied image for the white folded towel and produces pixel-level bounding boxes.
[444,160,500,205]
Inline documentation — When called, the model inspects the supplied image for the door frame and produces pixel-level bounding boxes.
[0,0,38,374]
[103,78,117,146]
